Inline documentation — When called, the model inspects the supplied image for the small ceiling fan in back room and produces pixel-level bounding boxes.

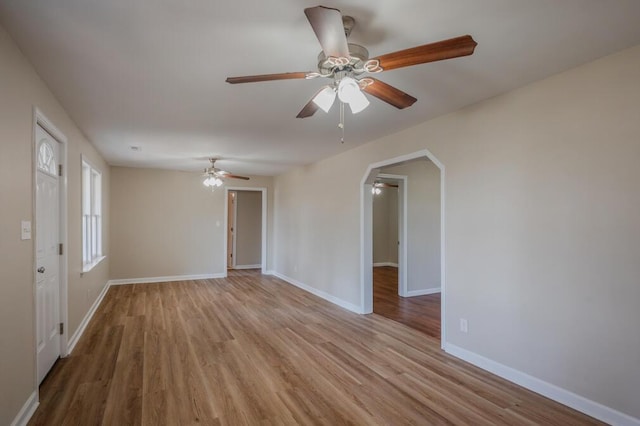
[202,158,249,190]
[226,5,477,140]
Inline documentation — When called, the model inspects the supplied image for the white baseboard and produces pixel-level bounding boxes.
[108,273,226,285]
[67,280,110,355]
[444,343,640,426]
[406,287,441,297]
[373,262,398,267]
[271,271,362,314]
[232,264,262,270]
[10,391,38,426]
[263,270,275,275]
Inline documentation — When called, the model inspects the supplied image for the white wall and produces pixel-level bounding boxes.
[383,160,441,292]
[273,45,640,420]
[0,24,110,425]
[110,167,273,279]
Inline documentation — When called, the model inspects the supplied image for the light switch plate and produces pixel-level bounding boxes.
[21,221,32,240]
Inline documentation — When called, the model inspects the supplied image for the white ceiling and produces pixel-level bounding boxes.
[1,1,640,176]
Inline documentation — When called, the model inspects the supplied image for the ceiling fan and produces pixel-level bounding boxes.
[226,5,477,118]
[203,158,249,188]
[372,181,398,195]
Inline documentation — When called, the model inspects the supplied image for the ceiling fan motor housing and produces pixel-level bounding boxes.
[317,43,369,76]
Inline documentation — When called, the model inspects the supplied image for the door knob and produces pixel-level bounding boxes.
[37,267,45,273]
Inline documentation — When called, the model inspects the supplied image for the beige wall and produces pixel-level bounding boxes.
[0,24,110,424]
[383,159,441,292]
[110,167,273,279]
[273,45,640,419]
[372,187,398,265]
[234,191,262,267]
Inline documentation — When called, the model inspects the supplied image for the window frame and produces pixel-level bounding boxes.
[81,156,105,272]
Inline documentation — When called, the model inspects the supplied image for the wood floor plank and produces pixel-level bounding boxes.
[30,270,604,425]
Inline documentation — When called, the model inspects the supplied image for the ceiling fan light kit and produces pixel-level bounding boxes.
[203,176,224,188]
[226,5,477,136]
[337,76,370,114]
[312,86,336,112]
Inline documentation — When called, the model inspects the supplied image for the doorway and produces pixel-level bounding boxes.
[33,111,68,385]
[224,187,267,273]
[372,173,407,296]
[361,150,445,345]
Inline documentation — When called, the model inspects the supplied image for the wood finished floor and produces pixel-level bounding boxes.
[373,266,441,339]
[30,269,602,425]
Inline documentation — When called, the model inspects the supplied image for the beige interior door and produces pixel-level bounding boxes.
[35,124,61,384]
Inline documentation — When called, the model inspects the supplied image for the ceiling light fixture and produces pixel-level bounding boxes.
[312,76,370,116]
[203,175,223,189]
[337,77,369,114]
[310,75,371,143]
[312,86,336,112]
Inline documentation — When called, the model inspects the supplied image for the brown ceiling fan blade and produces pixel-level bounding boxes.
[373,35,477,71]
[362,78,417,109]
[226,72,310,84]
[304,6,350,58]
[223,174,250,180]
[215,170,250,180]
[374,182,399,188]
[296,94,320,118]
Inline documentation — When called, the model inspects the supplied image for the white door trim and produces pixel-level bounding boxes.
[32,108,69,392]
[223,187,267,275]
[376,173,408,297]
[360,149,446,347]
[227,191,237,268]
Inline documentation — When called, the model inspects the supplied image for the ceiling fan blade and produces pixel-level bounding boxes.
[304,6,350,58]
[214,170,250,180]
[296,92,321,118]
[362,78,417,109]
[372,35,477,71]
[374,182,399,188]
[223,174,250,180]
[226,72,311,84]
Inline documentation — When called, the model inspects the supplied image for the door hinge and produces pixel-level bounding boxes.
[59,243,64,255]
[58,164,63,177]
[59,322,64,335]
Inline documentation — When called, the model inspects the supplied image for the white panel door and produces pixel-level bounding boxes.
[35,124,61,384]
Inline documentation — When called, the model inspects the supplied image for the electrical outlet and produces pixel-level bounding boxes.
[460,318,468,333]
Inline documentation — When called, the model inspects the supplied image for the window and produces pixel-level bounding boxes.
[82,158,104,271]
[37,140,57,175]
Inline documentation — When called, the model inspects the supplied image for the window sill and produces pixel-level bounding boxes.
[82,256,106,273]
